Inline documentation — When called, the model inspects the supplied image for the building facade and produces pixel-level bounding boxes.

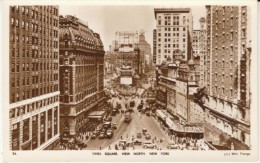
[59,15,105,137]
[138,31,152,72]
[192,30,200,57]
[110,31,142,77]
[154,8,193,65]
[201,6,251,149]
[153,29,157,64]
[9,6,60,150]
[198,17,207,87]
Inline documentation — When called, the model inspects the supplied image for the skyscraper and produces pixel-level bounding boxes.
[59,15,105,137]
[9,6,60,150]
[203,5,251,149]
[154,8,193,65]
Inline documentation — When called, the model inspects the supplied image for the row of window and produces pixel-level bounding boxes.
[213,43,246,56]
[10,33,58,47]
[11,84,59,103]
[158,16,188,26]
[11,6,58,16]
[214,73,234,83]
[11,74,58,88]
[158,38,186,43]
[214,86,235,97]
[11,62,58,73]
[10,96,58,119]
[11,48,58,59]
[158,49,186,55]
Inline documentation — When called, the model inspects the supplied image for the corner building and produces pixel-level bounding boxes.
[9,6,60,150]
[59,15,105,137]
[203,6,251,149]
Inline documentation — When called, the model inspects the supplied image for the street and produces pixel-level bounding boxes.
[84,92,171,150]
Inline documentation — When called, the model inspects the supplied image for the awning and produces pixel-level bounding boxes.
[88,111,106,119]
[156,110,167,120]
[166,118,174,128]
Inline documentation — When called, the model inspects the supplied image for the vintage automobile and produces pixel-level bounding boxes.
[142,128,148,135]
[99,132,106,139]
[132,139,142,145]
[136,132,142,139]
[106,129,114,139]
[145,133,151,140]
[143,141,157,149]
[146,112,151,116]
[167,143,180,149]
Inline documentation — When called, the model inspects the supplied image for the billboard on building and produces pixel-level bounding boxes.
[120,77,132,85]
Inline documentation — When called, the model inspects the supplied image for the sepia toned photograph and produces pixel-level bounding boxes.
[2,0,258,162]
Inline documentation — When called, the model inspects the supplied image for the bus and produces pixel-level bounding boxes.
[124,112,132,123]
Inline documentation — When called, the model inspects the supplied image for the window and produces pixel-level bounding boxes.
[11,18,14,26]
[183,38,185,42]
[25,22,29,31]
[16,34,19,42]
[158,33,161,37]
[230,75,233,83]
[183,27,185,31]
[242,44,246,54]
[215,86,218,93]
[11,64,15,72]
[222,61,225,69]
[229,60,233,69]
[242,28,246,38]
[222,88,225,95]
[230,45,234,54]
[16,19,19,27]
[230,31,233,40]
[223,19,225,28]
[230,16,233,26]
[230,89,233,96]
[222,74,224,82]
[216,22,218,30]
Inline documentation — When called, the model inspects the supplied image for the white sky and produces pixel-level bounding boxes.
[60,6,206,51]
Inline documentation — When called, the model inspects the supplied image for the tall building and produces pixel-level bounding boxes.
[154,8,193,65]
[9,6,60,150]
[112,31,139,52]
[153,29,157,64]
[59,15,105,137]
[138,31,152,72]
[192,30,200,57]
[198,17,207,87]
[202,6,251,149]
[110,31,142,77]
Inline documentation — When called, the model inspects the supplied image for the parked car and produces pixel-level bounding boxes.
[91,133,97,139]
[107,116,112,121]
[119,140,131,147]
[136,132,142,139]
[146,112,151,116]
[132,139,142,145]
[106,129,113,139]
[111,110,117,116]
[167,143,180,149]
[99,132,106,139]
[143,142,157,149]
[112,123,117,129]
[142,128,148,135]
[145,133,151,140]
